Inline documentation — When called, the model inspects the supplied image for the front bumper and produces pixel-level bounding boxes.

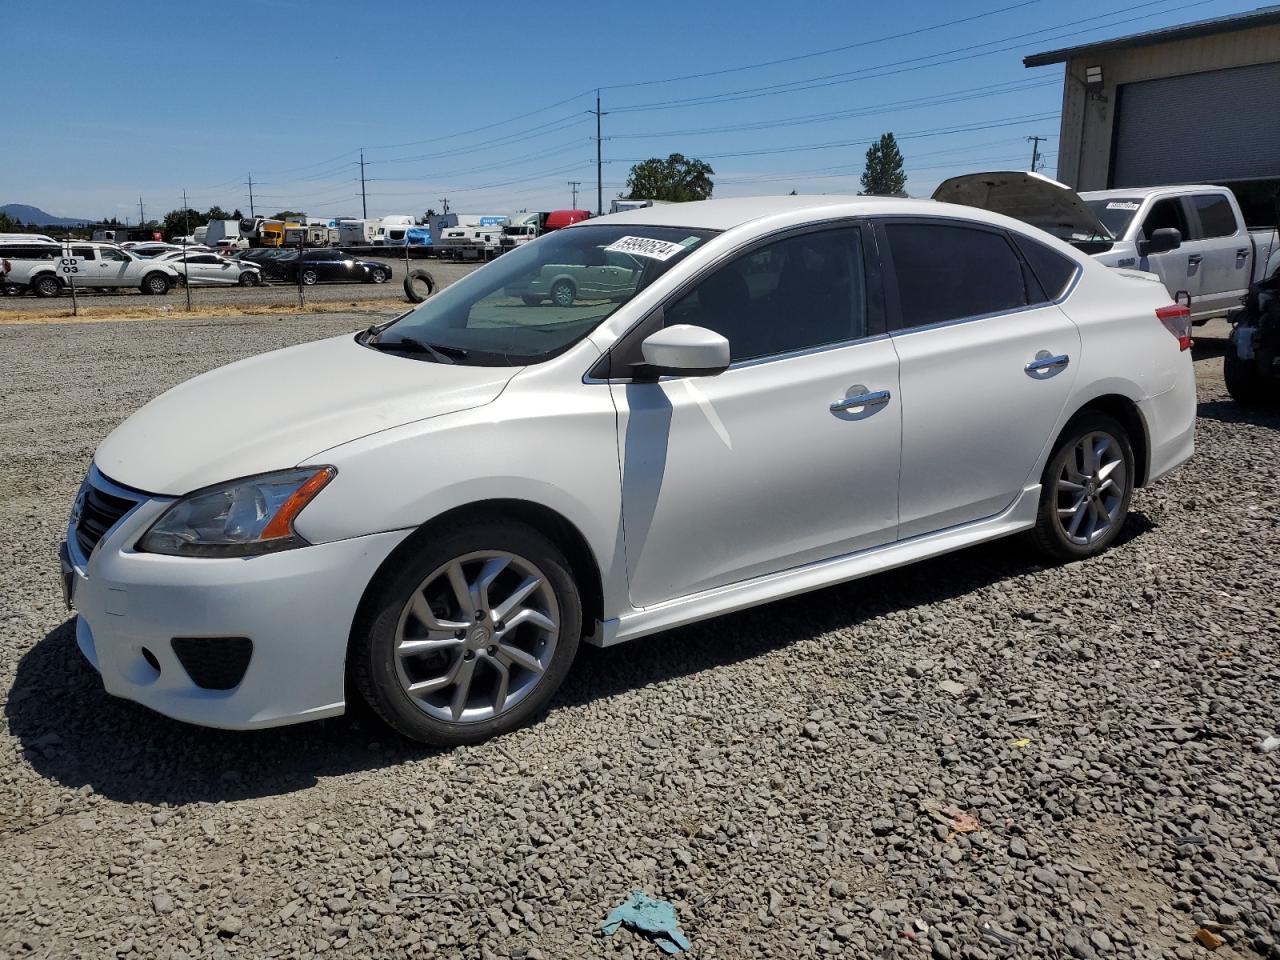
[64,468,412,730]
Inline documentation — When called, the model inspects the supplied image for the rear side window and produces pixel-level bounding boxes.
[1011,234,1079,302]
[71,246,96,261]
[884,222,1027,328]
[1191,194,1238,238]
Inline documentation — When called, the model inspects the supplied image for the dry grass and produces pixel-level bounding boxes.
[0,298,404,326]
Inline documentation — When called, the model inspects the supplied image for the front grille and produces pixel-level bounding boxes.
[75,483,139,558]
[171,637,253,690]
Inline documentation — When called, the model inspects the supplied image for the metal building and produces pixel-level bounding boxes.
[1025,7,1280,199]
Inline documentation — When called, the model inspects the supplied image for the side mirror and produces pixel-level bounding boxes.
[637,324,730,379]
[1138,227,1181,257]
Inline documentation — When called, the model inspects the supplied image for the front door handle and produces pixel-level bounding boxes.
[1187,254,1202,266]
[830,389,891,412]
[1025,353,1070,373]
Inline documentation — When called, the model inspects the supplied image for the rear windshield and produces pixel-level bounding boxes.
[370,224,716,365]
[1084,198,1143,238]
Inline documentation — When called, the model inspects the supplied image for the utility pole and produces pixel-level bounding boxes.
[568,181,581,207]
[1027,136,1047,173]
[181,190,192,311]
[438,197,450,215]
[247,173,256,218]
[359,148,367,219]
[138,196,146,226]
[591,90,607,216]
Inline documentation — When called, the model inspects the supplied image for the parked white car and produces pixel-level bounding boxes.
[158,250,262,286]
[5,241,180,297]
[61,196,1195,744]
[934,172,1280,323]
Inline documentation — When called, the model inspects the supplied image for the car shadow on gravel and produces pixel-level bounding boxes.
[1197,398,1280,429]
[9,512,1157,806]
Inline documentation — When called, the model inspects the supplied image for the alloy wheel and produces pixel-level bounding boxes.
[393,550,559,724]
[1054,431,1126,545]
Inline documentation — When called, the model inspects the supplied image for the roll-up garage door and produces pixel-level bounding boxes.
[1110,60,1280,187]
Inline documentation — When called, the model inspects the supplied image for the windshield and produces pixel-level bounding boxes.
[371,224,716,365]
[1084,198,1143,239]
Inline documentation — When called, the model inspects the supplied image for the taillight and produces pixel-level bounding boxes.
[1156,304,1193,351]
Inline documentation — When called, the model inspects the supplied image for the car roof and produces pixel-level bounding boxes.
[578,194,956,231]
[1081,185,1227,200]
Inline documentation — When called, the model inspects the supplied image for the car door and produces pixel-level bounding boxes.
[1138,196,1202,305]
[1187,192,1249,315]
[607,224,902,607]
[91,247,133,287]
[878,218,1081,538]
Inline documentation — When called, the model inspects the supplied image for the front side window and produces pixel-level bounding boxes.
[101,248,131,262]
[662,227,867,363]
[884,222,1027,328]
[1191,194,1237,238]
[1141,198,1191,241]
[373,225,715,365]
[71,246,95,261]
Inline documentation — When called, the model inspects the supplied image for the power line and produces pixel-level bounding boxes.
[610,0,1210,112]
[600,0,1043,90]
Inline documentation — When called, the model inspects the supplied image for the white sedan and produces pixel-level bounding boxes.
[61,196,1195,744]
[157,250,261,286]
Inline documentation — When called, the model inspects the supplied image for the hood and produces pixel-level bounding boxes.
[931,171,1113,241]
[95,334,518,495]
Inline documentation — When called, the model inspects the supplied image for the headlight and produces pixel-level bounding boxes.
[138,466,336,557]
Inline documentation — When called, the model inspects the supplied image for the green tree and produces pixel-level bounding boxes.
[162,207,209,239]
[859,132,907,197]
[623,153,714,202]
[270,210,307,221]
[0,212,22,232]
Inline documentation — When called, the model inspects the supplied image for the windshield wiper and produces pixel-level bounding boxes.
[366,333,467,364]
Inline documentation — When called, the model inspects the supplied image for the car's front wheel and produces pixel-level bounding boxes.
[141,272,170,296]
[1029,411,1134,562]
[352,520,582,745]
[238,271,260,287]
[368,267,388,283]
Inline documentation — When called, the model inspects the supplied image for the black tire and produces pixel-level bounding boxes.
[1224,340,1276,407]
[403,269,435,304]
[1028,411,1134,563]
[33,275,61,298]
[141,272,170,296]
[368,267,388,284]
[238,271,260,287]
[300,268,319,286]
[351,519,582,746]
[550,279,575,308]
[521,295,543,307]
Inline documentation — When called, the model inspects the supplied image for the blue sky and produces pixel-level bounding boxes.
[1,0,1252,221]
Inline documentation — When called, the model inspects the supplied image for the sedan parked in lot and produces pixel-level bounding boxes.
[280,248,393,285]
[156,251,261,286]
[61,196,1195,744]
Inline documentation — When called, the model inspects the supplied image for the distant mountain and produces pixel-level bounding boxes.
[1,203,90,226]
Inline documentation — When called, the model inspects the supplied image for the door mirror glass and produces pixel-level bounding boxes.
[638,324,730,378]
[1138,227,1181,257]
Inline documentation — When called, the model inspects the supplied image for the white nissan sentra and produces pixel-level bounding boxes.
[60,196,1196,744]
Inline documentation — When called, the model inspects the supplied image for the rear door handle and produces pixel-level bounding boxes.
[1187,254,1202,266]
[1025,353,1070,373]
[830,389,890,412]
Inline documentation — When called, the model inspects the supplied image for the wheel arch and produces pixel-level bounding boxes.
[1063,393,1151,487]
[349,497,605,648]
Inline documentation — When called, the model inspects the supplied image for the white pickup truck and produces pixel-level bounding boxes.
[934,172,1280,324]
[1,240,181,297]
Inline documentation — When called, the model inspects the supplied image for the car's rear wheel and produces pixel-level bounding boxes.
[301,268,319,285]
[521,295,543,307]
[550,279,575,308]
[238,271,260,287]
[1224,340,1277,407]
[1029,412,1134,562]
[352,520,582,745]
[33,275,61,298]
[141,272,170,296]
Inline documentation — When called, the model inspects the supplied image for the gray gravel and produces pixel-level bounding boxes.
[0,257,479,312]
[1,316,1278,959]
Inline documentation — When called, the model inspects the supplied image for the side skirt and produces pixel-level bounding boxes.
[595,484,1041,647]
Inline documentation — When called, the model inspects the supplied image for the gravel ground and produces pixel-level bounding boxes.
[0,258,479,313]
[1,316,1277,960]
